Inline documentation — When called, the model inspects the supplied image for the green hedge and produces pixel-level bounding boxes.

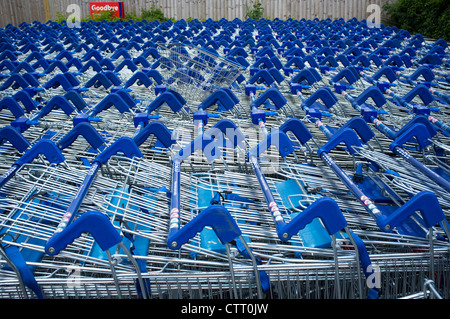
[383,0,450,41]
[57,4,174,24]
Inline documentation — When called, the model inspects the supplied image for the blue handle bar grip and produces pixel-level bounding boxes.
[124,71,153,88]
[384,54,404,68]
[3,245,44,299]
[219,87,240,104]
[248,69,275,86]
[114,90,136,108]
[133,120,175,149]
[199,88,238,111]
[407,65,435,83]
[401,84,435,106]
[44,73,79,91]
[267,67,285,84]
[0,73,31,91]
[35,95,76,121]
[57,122,105,151]
[339,117,376,144]
[45,211,122,255]
[0,164,20,189]
[100,73,122,88]
[285,56,306,70]
[302,87,338,109]
[290,68,322,86]
[371,117,398,140]
[320,152,384,222]
[91,93,131,116]
[277,197,347,241]
[13,90,37,112]
[167,205,242,250]
[376,191,446,231]
[278,118,313,145]
[252,56,274,69]
[62,161,101,226]
[329,67,359,86]
[249,155,284,226]
[389,123,433,151]
[347,230,379,299]
[229,46,249,59]
[173,133,220,163]
[351,86,387,109]
[93,137,143,165]
[369,66,398,84]
[145,90,185,114]
[206,118,246,148]
[394,115,437,140]
[317,127,363,156]
[14,139,66,166]
[169,159,181,227]
[393,147,450,193]
[428,115,450,135]
[0,126,30,152]
[248,129,294,159]
[250,87,287,110]
[142,69,164,85]
[0,97,26,119]
[64,90,89,112]
[431,89,450,105]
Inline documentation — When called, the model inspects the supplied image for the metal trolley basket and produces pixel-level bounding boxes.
[156,43,245,102]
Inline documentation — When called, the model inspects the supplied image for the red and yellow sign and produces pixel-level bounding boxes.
[90,2,125,19]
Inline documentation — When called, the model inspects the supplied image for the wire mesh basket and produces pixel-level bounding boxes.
[156,43,244,103]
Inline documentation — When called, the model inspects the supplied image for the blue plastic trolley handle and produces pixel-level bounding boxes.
[167,205,242,250]
[45,211,122,255]
[249,118,349,241]
[168,119,246,248]
[276,197,348,241]
[344,86,450,193]
[0,139,66,189]
[0,125,30,152]
[317,118,448,233]
[53,137,143,235]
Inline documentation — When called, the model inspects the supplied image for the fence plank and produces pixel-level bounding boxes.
[0,0,389,27]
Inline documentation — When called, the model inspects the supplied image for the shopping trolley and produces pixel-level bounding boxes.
[0,117,176,298]
[0,136,67,298]
[0,15,448,300]
[155,43,245,102]
[282,113,449,275]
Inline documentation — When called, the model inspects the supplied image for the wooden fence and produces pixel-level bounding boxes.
[0,0,389,28]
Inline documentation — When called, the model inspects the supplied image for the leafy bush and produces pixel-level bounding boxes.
[124,10,140,22]
[56,4,172,24]
[55,11,68,24]
[84,9,120,22]
[383,0,450,40]
[246,1,264,20]
[141,4,169,22]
